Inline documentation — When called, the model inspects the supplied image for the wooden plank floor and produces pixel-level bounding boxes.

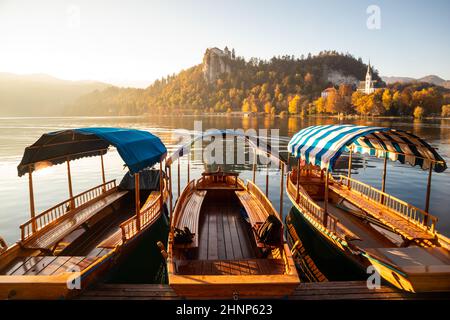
[176,259,285,276]
[329,184,434,241]
[79,281,450,300]
[317,201,396,249]
[0,255,104,276]
[197,191,256,261]
[24,191,128,250]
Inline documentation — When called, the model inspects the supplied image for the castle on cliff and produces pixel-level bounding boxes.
[202,46,235,83]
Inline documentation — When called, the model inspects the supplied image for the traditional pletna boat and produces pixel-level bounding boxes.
[161,131,299,298]
[285,124,450,293]
[0,127,168,299]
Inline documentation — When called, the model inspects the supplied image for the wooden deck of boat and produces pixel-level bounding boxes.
[329,183,434,241]
[78,281,450,300]
[177,259,285,275]
[196,190,257,261]
[0,254,106,276]
[317,200,396,249]
[23,190,128,250]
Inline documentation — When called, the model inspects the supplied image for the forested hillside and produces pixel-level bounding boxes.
[67,51,384,116]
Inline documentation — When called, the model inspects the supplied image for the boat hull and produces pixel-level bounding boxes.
[286,207,367,281]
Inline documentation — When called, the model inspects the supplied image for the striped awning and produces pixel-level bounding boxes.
[288,125,447,173]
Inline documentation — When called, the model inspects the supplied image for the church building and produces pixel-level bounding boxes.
[357,61,377,94]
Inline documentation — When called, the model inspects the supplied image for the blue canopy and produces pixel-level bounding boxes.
[288,125,447,173]
[18,127,167,176]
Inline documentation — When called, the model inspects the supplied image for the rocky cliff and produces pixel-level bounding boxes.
[202,47,233,83]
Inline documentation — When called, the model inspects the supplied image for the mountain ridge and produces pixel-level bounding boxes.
[382,74,450,89]
[0,73,110,116]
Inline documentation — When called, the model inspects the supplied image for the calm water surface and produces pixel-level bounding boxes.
[0,115,449,244]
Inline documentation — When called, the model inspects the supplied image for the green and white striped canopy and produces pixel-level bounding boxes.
[288,125,447,173]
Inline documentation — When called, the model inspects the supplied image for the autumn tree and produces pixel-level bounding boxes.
[288,95,301,114]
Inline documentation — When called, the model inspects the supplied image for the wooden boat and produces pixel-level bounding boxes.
[162,131,299,298]
[285,125,450,293]
[0,127,168,299]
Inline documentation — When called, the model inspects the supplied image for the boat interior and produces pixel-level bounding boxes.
[0,170,165,278]
[287,166,450,291]
[168,169,297,282]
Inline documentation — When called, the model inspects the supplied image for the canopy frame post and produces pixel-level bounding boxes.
[187,150,190,183]
[177,157,181,197]
[381,153,388,204]
[28,166,37,233]
[323,168,329,227]
[168,165,173,222]
[287,152,290,171]
[252,149,257,184]
[347,147,353,188]
[135,173,141,231]
[66,157,75,209]
[296,158,301,202]
[265,153,269,197]
[100,154,106,192]
[159,161,164,215]
[424,164,433,223]
[279,162,284,219]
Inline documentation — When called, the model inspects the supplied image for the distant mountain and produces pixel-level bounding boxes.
[0,73,110,116]
[382,74,450,89]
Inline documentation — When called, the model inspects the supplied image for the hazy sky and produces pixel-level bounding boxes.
[1,0,449,87]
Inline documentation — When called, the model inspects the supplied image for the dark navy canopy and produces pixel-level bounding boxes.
[18,127,167,176]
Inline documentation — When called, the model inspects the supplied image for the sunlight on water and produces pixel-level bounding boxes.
[0,116,449,244]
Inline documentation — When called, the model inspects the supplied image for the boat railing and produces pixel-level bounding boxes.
[337,175,438,233]
[20,180,116,241]
[247,180,279,217]
[287,175,341,236]
[120,194,163,242]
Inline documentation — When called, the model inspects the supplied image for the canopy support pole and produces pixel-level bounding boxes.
[135,173,141,231]
[177,158,181,197]
[424,165,433,221]
[279,162,284,219]
[347,147,353,188]
[381,153,388,204]
[28,166,36,233]
[265,154,269,197]
[66,158,75,209]
[252,149,256,184]
[323,168,329,227]
[287,152,290,171]
[168,165,173,221]
[100,154,106,192]
[296,158,301,202]
[187,150,190,183]
[159,161,164,214]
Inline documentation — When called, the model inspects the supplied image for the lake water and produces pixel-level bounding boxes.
[0,115,449,245]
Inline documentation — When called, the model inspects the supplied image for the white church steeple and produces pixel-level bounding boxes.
[358,59,376,94]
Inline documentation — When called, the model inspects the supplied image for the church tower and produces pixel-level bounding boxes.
[364,61,375,94]
[358,60,377,94]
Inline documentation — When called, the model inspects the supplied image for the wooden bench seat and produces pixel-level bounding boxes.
[235,191,268,226]
[329,184,435,241]
[174,190,207,249]
[23,191,128,251]
[235,190,283,248]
